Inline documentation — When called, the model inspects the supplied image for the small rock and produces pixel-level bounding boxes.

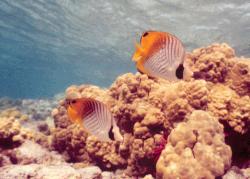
[11,140,64,165]
[222,166,246,179]
[77,166,102,179]
[101,171,114,179]
[142,174,155,179]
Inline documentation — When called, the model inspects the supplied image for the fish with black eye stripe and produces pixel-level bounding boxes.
[132,31,192,81]
[65,98,123,141]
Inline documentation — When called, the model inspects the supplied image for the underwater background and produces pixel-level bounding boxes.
[0,0,250,99]
[0,1,250,178]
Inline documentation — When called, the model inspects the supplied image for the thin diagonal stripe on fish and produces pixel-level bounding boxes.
[66,98,112,141]
[132,31,187,81]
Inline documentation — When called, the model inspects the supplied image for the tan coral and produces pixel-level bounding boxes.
[126,134,166,176]
[0,109,52,163]
[226,58,250,96]
[109,73,190,136]
[52,71,241,177]
[208,84,250,134]
[187,43,233,83]
[86,136,127,169]
[0,108,29,123]
[0,116,34,147]
[187,43,250,97]
[156,110,232,179]
[164,98,192,127]
[109,73,156,103]
[52,106,72,129]
[52,124,91,163]
[184,80,209,109]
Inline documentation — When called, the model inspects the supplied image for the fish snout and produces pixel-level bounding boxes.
[132,54,142,62]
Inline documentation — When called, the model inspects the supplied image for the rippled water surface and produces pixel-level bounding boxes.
[0,0,250,98]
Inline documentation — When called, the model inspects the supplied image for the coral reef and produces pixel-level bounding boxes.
[156,110,232,179]
[51,43,250,178]
[0,43,249,178]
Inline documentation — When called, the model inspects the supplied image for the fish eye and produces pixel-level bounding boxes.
[142,32,149,37]
[71,100,77,104]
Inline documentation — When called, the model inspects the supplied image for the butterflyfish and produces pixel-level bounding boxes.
[132,31,190,81]
[66,98,120,141]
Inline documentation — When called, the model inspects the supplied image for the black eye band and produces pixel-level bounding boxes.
[71,100,77,104]
[140,32,148,43]
[143,32,149,37]
[140,31,155,43]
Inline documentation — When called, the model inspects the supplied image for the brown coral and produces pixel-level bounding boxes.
[156,111,232,179]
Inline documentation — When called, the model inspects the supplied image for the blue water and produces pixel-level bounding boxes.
[0,0,250,98]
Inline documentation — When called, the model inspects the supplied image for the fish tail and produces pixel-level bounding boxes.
[111,118,123,141]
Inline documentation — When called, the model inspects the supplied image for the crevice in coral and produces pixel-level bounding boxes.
[190,129,198,159]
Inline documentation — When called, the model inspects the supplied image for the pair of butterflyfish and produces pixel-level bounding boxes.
[132,31,191,81]
[66,31,190,141]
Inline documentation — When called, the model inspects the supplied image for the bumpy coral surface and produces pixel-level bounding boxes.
[50,43,250,178]
[156,111,232,179]
[0,108,53,170]
[0,110,33,147]
[208,84,250,134]
[187,43,250,96]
